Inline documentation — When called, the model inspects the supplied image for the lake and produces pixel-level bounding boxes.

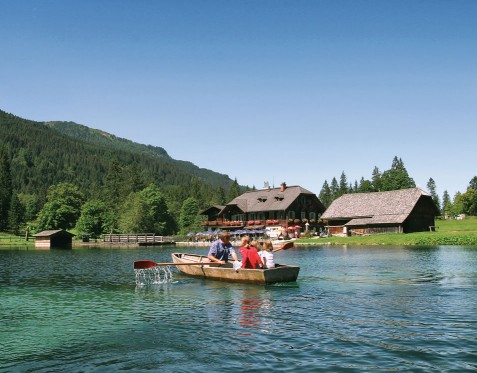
[1,245,477,372]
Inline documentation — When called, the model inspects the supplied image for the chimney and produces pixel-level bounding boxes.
[280,182,286,192]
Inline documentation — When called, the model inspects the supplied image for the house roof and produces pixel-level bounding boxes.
[33,229,76,237]
[223,185,321,214]
[199,205,225,215]
[321,188,435,224]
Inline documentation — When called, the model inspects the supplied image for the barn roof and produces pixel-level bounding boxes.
[223,185,322,213]
[321,188,435,224]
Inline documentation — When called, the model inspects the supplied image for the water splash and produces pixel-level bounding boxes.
[135,266,174,285]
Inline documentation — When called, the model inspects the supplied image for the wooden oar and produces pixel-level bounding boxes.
[273,241,294,252]
[134,259,221,269]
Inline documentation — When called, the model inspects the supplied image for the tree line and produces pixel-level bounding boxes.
[1,109,476,237]
[0,146,244,237]
[318,156,477,217]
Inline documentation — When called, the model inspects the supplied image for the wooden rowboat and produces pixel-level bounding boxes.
[171,252,300,284]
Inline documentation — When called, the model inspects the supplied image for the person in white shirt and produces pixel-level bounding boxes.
[260,240,275,269]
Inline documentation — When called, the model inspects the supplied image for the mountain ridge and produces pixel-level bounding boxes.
[0,109,234,198]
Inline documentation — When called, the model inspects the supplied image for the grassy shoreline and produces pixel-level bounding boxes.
[2,217,476,248]
[296,217,477,246]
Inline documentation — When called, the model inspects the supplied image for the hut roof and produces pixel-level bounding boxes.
[223,185,322,213]
[33,230,76,237]
[321,188,435,224]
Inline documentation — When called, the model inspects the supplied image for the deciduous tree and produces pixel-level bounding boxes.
[37,183,84,230]
[179,197,200,234]
[76,200,107,238]
[118,184,175,234]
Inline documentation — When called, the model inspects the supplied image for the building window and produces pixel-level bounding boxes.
[310,212,316,220]
[301,212,306,220]
[288,211,295,219]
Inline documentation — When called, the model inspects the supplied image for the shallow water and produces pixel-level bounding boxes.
[1,245,477,372]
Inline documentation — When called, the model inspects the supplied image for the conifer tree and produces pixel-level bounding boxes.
[8,193,23,234]
[371,166,382,192]
[0,148,12,231]
[441,190,452,217]
[338,171,348,197]
[380,156,415,191]
[227,178,241,201]
[211,186,226,205]
[426,177,441,213]
[330,177,339,201]
[319,180,332,208]
[468,176,477,191]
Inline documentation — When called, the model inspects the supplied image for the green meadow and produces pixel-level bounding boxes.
[298,217,477,246]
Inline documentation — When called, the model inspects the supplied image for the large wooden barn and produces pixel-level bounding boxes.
[321,188,439,235]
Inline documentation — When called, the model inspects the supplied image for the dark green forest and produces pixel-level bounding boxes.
[1,109,476,238]
[0,109,241,236]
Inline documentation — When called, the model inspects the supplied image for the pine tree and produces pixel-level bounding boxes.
[330,177,339,201]
[441,190,452,217]
[227,178,241,201]
[211,186,226,205]
[468,176,477,191]
[426,178,441,213]
[0,148,12,231]
[8,193,24,234]
[371,166,381,192]
[338,171,348,197]
[380,156,416,191]
[318,180,332,208]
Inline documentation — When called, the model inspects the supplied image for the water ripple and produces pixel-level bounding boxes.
[1,246,477,372]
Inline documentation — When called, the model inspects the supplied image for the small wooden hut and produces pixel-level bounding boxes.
[33,230,76,248]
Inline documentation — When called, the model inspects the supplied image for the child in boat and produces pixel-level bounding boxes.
[239,236,263,269]
[251,239,263,256]
[260,240,275,269]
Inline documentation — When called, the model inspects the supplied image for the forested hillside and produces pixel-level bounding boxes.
[0,109,239,235]
[43,120,230,186]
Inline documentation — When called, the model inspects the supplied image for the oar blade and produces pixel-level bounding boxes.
[134,260,158,269]
[273,241,295,252]
[281,241,294,251]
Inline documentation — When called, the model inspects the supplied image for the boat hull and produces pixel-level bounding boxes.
[171,253,300,284]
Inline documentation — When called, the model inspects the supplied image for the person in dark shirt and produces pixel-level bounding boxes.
[208,232,238,264]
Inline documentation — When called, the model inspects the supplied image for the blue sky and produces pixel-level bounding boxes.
[2,0,476,198]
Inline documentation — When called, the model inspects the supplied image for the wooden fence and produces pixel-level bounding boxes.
[103,233,174,245]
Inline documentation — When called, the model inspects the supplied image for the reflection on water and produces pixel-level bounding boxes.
[1,245,477,372]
